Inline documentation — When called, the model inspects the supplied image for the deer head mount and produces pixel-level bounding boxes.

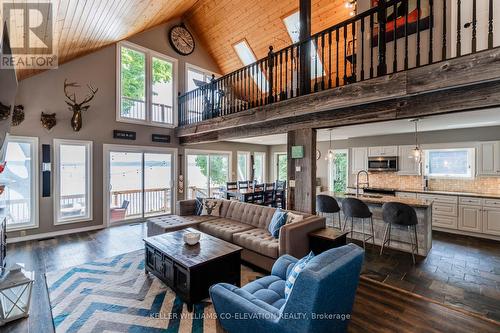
[64,79,98,131]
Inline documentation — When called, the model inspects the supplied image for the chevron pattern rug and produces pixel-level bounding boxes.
[45,250,235,333]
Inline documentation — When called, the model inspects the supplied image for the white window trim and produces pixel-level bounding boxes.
[253,152,267,183]
[102,144,178,226]
[4,136,39,232]
[54,139,93,225]
[237,151,251,181]
[423,147,476,179]
[185,63,220,92]
[116,41,178,128]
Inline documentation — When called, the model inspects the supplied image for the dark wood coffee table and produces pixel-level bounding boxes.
[144,228,242,311]
[309,228,348,254]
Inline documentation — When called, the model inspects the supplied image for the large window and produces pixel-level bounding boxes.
[424,148,475,179]
[54,139,93,224]
[328,150,349,192]
[186,64,218,92]
[275,153,288,182]
[186,151,230,199]
[283,11,324,79]
[237,152,250,181]
[117,41,177,126]
[0,136,39,231]
[253,152,266,183]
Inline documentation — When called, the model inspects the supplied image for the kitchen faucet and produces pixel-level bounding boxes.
[356,170,369,197]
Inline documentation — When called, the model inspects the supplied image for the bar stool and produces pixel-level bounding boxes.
[342,197,374,249]
[381,202,419,264]
[316,195,342,229]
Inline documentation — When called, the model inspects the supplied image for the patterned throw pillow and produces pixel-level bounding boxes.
[286,212,304,224]
[268,209,288,238]
[284,251,315,300]
[200,199,222,216]
[194,197,204,216]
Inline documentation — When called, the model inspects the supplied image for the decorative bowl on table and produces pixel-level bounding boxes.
[183,232,201,245]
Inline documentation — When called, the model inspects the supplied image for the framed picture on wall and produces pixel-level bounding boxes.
[371,0,432,46]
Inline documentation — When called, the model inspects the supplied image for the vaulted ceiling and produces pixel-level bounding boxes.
[4,0,350,80]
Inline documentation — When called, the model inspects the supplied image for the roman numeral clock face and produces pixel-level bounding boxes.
[169,25,195,56]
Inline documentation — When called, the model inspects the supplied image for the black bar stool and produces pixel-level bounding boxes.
[342,197,374,249]
[316,195,342,229]
[381,202,419,264]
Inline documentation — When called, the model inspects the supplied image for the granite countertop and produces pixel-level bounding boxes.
[320,191,432,208]
[347,186,500,200]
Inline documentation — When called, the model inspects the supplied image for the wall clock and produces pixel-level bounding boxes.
[168,24,195,56]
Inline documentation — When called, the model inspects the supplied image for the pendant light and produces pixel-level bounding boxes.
[409,119,422,162]
[325,129,335,161]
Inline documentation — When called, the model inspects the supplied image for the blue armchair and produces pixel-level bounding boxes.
[210,244,364,333]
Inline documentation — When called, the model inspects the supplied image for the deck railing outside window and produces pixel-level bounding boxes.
[178,0,499,126]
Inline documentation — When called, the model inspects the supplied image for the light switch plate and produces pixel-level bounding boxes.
[295,166,301,172]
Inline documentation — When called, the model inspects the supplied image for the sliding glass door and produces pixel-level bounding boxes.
[186,151,230,199]
[105,145,175,225]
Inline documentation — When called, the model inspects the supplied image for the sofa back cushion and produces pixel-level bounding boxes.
[224,201,276,229]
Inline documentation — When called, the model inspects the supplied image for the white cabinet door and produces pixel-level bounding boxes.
[368,146,398,157]
[351,147,368,173]
[398,145,420,175]
[483,208,500,236]
[478,142,500,176]
[458,205,482,233]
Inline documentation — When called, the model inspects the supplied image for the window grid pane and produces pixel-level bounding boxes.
[152,57,174,124]
[426,149,473,178]
[120,46,146,120]
[58,144,88,221]
[237,153,248,181]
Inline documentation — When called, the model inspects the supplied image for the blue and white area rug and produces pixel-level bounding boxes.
[45,250,217,333]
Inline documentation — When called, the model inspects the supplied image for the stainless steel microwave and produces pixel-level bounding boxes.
[368,156,398,172]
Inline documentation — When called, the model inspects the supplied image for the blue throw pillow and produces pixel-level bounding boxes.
[284,251,315,300]
[268,209,288,238]
[194,197,204,215]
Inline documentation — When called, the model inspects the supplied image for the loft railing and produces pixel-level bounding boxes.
[178,0,499,126]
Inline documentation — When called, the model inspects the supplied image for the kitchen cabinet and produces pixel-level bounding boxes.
[396,191,417,199]
[398,145,420,175]
[417,193,458,229]
[477,141,500,176]
[351,147,368,173]
[483,207,500,236]
[368,146,398,157]
[458,205,482,233]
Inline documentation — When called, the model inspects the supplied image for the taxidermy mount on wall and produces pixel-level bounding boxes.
[41,112,57,131]
[63,79,98,131]
[12,105,25,126]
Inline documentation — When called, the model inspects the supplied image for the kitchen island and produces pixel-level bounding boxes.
[320,192,433,257]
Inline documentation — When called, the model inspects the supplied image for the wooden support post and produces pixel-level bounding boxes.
[299,0,311,94]
[287,128,316,214]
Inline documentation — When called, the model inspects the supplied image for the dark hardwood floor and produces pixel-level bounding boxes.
[4,223,499,333]
[359,231,500,322]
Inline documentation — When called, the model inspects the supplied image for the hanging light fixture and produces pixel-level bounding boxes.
[409,119,422,162]
[325,129,335,161]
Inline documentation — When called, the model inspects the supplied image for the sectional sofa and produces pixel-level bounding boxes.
[147,199,326,271]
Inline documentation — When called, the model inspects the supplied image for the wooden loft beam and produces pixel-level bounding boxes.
[177,47,500,145]
[179,79,500,145]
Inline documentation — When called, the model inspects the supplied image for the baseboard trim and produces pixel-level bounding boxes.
[7,225,106,243]
[433,227,500,242]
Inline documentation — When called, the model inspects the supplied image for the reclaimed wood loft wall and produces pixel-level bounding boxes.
[185,0,350,75]
[4,0,350,81]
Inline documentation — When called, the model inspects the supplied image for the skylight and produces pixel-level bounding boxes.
[233,40,268,92]
[283,11,324,79]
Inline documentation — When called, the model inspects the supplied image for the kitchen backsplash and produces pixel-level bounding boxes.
[367,173,500,195]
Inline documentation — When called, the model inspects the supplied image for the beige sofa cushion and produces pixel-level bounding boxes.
[198,218,254,242]
[224,201,276,229]
[147,215,216,237]
[232,228,279,259]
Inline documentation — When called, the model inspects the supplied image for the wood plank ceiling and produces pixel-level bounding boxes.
[5,0,198,80]
[4,0,350,80]
[185,0,350,75]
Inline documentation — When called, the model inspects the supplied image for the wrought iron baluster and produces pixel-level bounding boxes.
[457,0,461,57]
[393,3,397,73]
[285,48,288,100]
[314,35,319,92]
[370,13,374,78]
[336,28,340,86]
[361,18,365,80]
[351,22,356,82]
[429,0,434,63]
[321,33,325,90]
[416,0,421,67]
[442,0,447,60]
[404,2,409,70]
[328,30,332,88]
[488,0,493,48]
[472,0,477,53]
[344,25,348,84]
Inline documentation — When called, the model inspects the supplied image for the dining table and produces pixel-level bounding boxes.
[223,188,263,202]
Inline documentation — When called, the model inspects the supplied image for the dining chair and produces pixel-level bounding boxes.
[274,180,286,209]
[263,183,275,206]
[253,183,265,204]
[237,180,249,190]
[226,181,238,191]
